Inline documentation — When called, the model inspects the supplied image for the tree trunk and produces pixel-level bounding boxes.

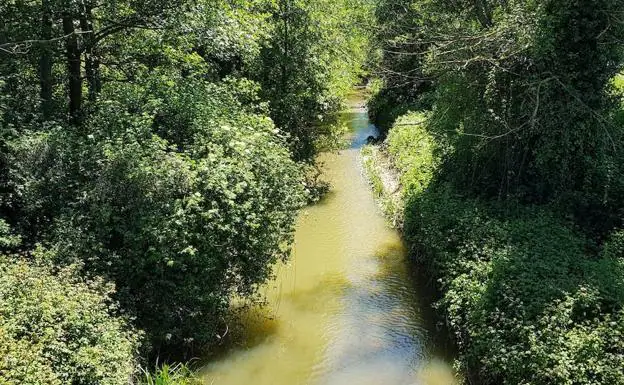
[39,0,54,120]
[277,0,291,94]
[62,15,82,123]
[475,0,493,28]
[80,3,100,101]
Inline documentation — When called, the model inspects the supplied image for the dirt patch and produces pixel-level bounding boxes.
[361,144,404,228]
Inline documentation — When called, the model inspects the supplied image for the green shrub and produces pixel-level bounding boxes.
[256,0,373,161]
[9,79,306,354]
[0,254,140,385]
[0,219,20,252]
[362,113,438,225]
[361,145,386,198]
[367,87,414,134]
[404,189,624,384]
[368,0,435,135]
[386,112,437,198]
[373,0,624,232]
[140,363,202,385]
[373,1,624,383]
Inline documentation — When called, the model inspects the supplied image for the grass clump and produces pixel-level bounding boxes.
[140,363,203,385]
[386,112,437,197]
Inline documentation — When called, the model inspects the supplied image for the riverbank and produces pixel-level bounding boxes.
[361,144,401,227]
[362,111,624,385]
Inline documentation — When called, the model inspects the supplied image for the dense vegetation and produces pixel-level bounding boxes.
[0,0,372,382]
[0,253,140,385]
[369,0,624,384]
[3,0,624,383]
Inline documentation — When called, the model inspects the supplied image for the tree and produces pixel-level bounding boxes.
[368,0,434,134]
[373,0,624,228]
[0,0,371,363]
[10,77,306,356]
[255,0,374,160]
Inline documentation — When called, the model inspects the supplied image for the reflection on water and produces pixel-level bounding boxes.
[201,95,459,385]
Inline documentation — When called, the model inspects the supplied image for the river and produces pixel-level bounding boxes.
[202,94,458,385]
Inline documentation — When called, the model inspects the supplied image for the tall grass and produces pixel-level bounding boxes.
[140,362,203,385]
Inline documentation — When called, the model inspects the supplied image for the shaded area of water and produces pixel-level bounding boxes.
[201,94,458,385]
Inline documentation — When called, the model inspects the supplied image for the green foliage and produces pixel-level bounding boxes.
[255,0,374,160]
[0,254,141,385]
[367,0,434,134]
[361,145,399,221]
[0,219,20,252]
[613,74,624,93]
[10,79,306,353]
[362,112,438,225]
[361,146,386,198]
[403,187,624,385]
[373,100,624,384]
[365,0,624,383]
[368,89,425,136]
[386,113,437,197]
[140,363,203,385]
[0,0,371,376]
[372,0,624,231]
[372,3,624,377]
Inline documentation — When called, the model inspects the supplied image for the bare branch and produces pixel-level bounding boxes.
[0,31,91,55]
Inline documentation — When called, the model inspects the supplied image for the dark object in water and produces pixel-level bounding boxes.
[366,135,380,144]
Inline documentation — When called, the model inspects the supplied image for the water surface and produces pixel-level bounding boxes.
[202,95,458,385]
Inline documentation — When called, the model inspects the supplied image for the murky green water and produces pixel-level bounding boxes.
[202,95,458,385]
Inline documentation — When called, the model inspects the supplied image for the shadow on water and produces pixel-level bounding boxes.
[210,272,352,356]
[406,256,460,364]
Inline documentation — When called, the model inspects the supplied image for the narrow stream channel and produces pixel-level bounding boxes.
[202,95,458,385]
